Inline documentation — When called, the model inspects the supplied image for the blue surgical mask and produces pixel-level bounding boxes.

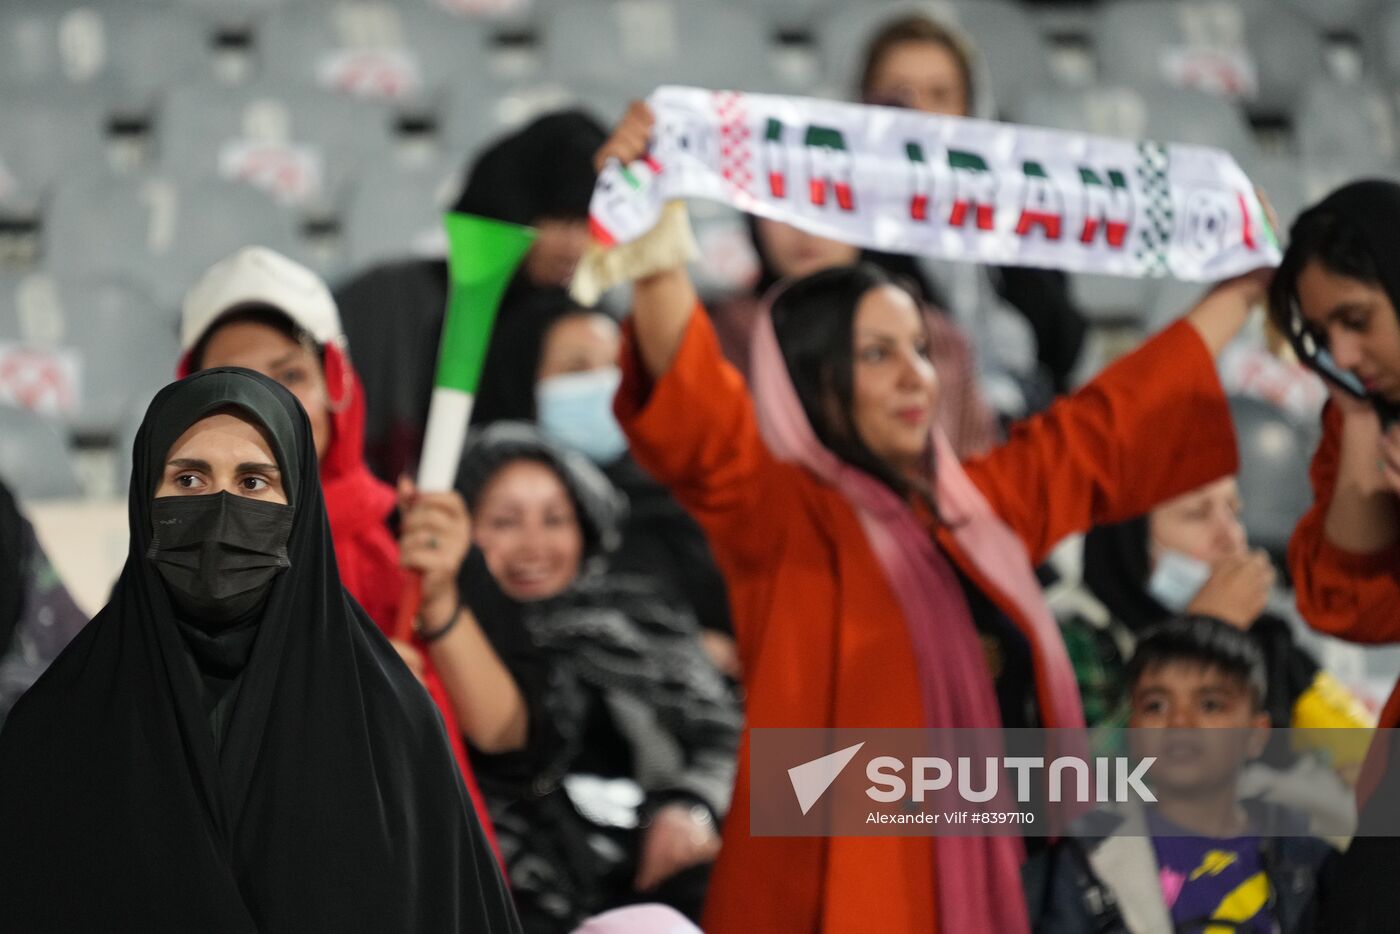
[536,367,628,465]
[1146,548,1213,612]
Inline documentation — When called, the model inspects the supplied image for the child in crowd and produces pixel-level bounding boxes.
[1034,616,1334,933]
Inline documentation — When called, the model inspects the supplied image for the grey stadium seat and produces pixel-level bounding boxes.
[1297,158,1400,208]
[341,159,461,269]
[819,0,1052,114]
[440,77,618,163]
[1012,84,1258,169]
[1371,2,1400,88]
[0,89,110,216]
[746,0,832,34]
[0,406,82,500]
[1229,394,1320,561]
[0,0,213,109]
[0,274,177,439]
[1279,0,1372,33]
[43,172,302,310]
[256,0,490,100]
[539,0,776,101]
[1096,0,1325,118]
[157,80,398,208]
[1294,81,1398,166]
[0,269,29,342]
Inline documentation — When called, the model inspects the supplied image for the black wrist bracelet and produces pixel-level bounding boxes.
[415,600,462,643]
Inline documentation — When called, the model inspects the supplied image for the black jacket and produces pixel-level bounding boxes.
[1029,800,1334,934]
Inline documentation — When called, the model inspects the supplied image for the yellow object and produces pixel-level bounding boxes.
[1291,672,1376,769]
[1203,871,1271,934]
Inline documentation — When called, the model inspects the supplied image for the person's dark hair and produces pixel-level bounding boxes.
[770,263,935,504]
[535,307,617,378]
[857,13,975,110]
[187,304,320,372]
[458,422,624,562]
[1126,615,1267,711]
[1267,208,1382,339]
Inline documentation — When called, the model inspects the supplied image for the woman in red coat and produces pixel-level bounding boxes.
[1266,179,1400,933]
[1267,181,1400,732]
[596,104,1265,934]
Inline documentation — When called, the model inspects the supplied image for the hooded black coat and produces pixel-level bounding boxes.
[0,368,519,933]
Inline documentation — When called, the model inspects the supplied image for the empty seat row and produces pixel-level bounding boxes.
[1,0,1387,119]
[13,64,1395,229]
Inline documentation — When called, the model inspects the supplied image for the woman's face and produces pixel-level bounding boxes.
[1295,259,1400,402]
[756,218,860,280]
[200,320,332,459]
[524,219,591,288]
[156,412,287,504]
[1148,476,1247,569]
[536,312,621,381]
[864,39,969,117]
[473,460,585,602]
[850,285,939,475]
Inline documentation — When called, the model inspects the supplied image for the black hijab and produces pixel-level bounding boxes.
[0,368,519,933]
[1081,516,1164,632]
[452,109,606,227]
[0,480,24,660]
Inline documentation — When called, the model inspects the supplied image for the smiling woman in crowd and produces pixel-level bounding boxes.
[455,423,740,933]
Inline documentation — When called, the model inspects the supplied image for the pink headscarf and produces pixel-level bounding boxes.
[749,296,1078,933]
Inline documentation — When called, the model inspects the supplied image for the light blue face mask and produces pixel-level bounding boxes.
[536,367,628,465]
[1146,548,1213,613]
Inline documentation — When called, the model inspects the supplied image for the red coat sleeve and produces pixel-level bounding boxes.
[962,319,1239,566]
[1289,402,1400,643]
[614,305,793,575]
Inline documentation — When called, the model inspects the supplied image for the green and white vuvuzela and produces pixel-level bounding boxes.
[395,212,537,639]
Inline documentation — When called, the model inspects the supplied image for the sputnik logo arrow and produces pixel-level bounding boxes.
[787,742,865,815]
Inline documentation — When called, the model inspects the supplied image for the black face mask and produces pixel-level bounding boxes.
[148,492,293,627]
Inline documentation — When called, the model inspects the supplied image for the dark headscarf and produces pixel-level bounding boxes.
[1081,516,1164,632]
[452,110,607,226]
[1082,516,1317,734]
[0,481,23,660]
[0,368,519,933]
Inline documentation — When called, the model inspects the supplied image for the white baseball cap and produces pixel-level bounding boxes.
[181,246,344,353]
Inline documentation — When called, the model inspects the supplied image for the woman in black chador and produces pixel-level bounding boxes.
[0,367,520,933]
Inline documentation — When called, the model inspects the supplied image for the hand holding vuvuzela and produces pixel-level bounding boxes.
[393,214,537,641]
